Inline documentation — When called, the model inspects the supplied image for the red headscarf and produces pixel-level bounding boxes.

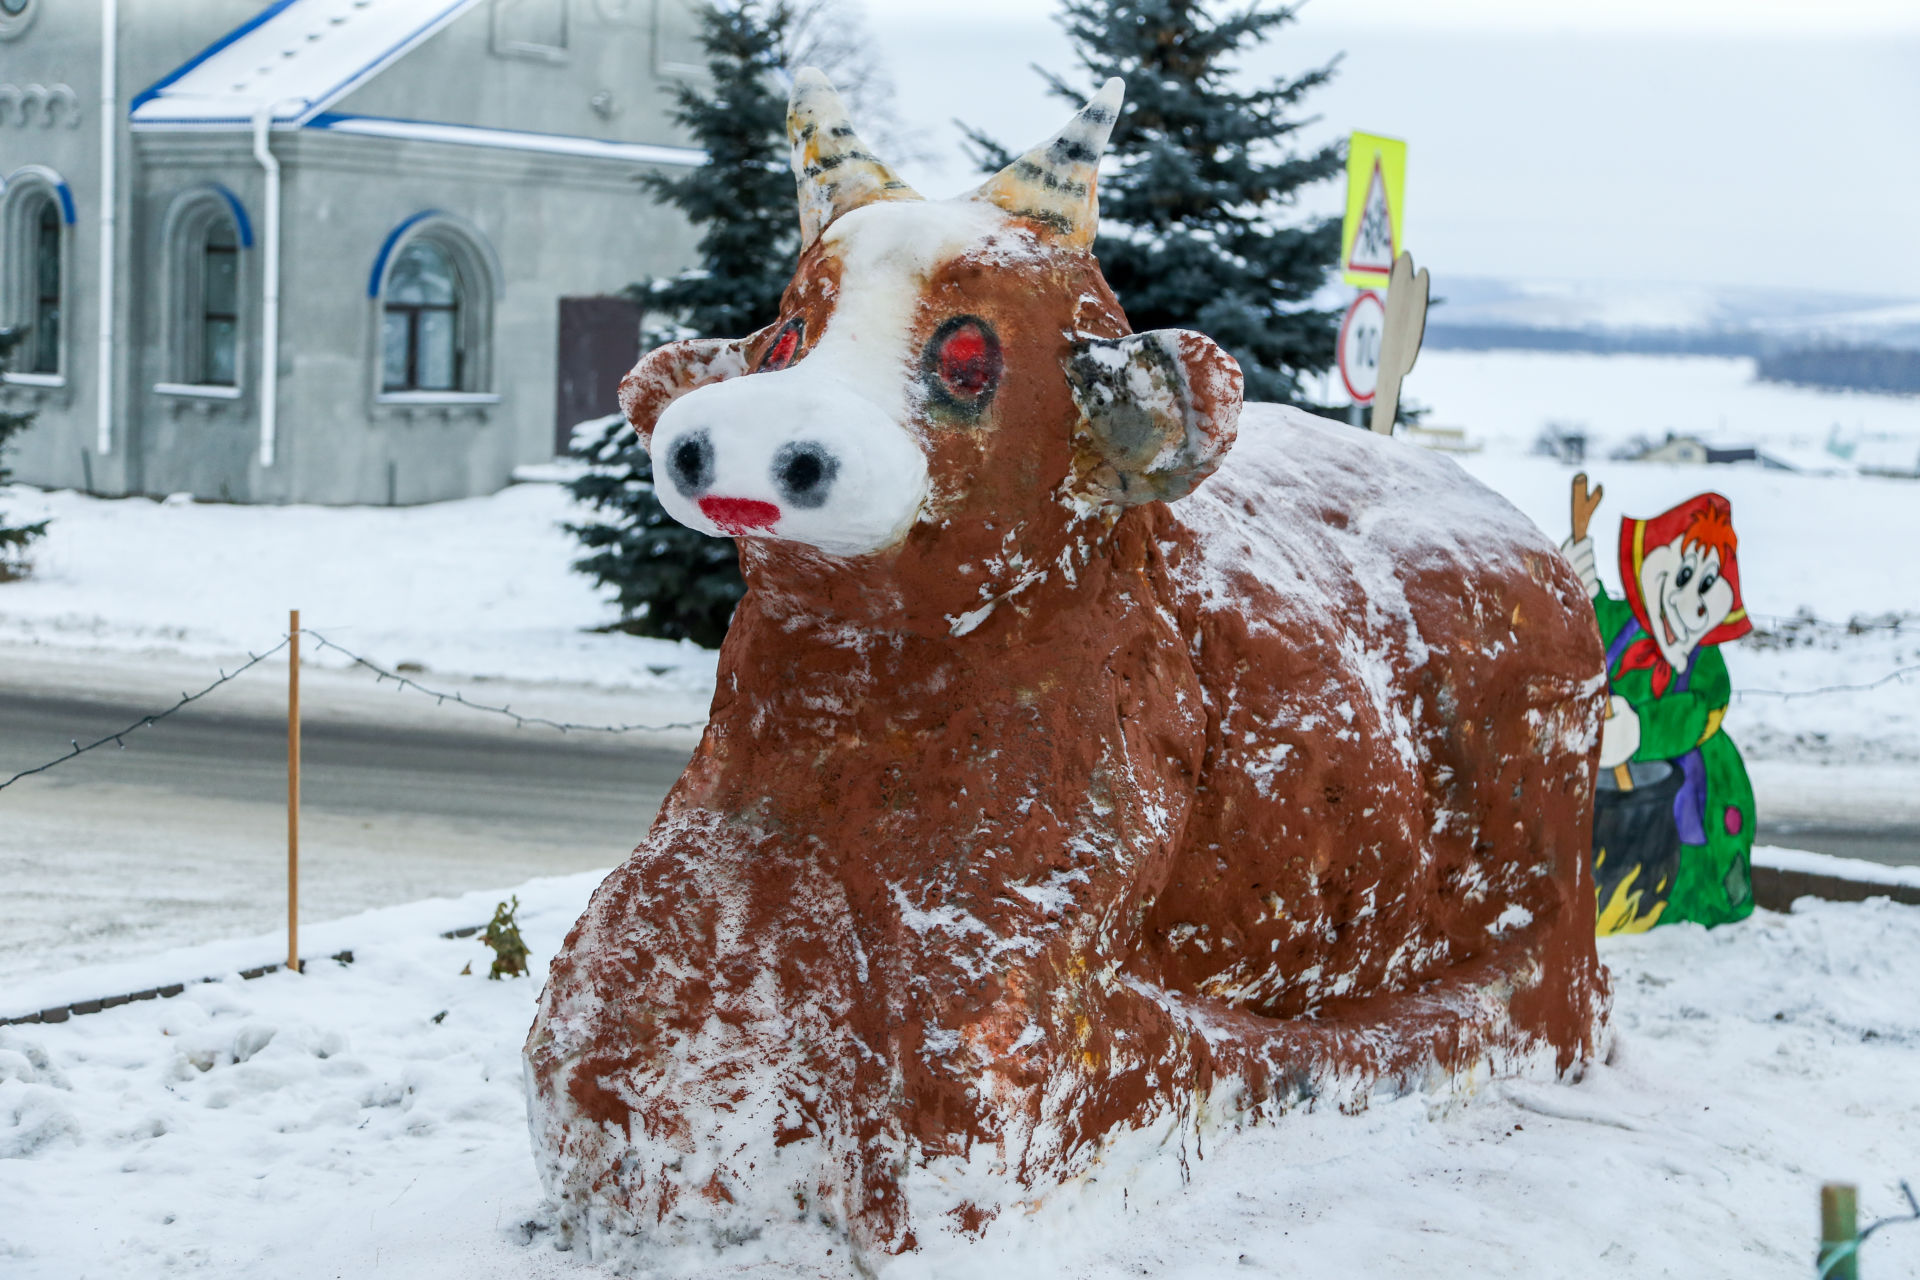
[1615,492,1751,696]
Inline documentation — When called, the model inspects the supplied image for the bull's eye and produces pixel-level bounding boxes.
[760,318,804,372]
[922,315,1003,415]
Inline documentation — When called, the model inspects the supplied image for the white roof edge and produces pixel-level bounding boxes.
[305,115,706,167]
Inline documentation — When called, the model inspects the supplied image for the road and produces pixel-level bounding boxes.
[3,684,1913,984]
[0,688,694,982]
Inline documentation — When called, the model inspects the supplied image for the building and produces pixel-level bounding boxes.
[0,0,704,505]
[1616,432,1802,471]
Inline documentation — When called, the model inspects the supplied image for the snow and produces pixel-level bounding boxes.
[4,867,1917,1277]
[0,481,717,695]
[131,0,481,129]
[1754,845,1920,891]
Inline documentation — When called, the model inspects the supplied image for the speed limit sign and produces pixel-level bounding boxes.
[1337,291,1386,404]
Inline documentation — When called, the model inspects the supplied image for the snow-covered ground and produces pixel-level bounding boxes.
[0,482,717,694]
[3,868,1917,1279]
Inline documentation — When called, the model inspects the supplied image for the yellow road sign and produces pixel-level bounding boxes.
[1342,131,1406,289]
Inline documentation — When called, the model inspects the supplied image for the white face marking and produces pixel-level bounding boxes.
[1638,538,1733,669]
[648,200,1010,557]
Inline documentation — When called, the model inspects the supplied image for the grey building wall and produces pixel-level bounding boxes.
[1,0,267,495]
[2,0,704,505]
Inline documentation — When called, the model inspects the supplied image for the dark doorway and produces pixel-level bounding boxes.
[555,295,642,456]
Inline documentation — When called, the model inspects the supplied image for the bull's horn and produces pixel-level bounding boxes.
[971,77,1124,248]
[789,67,922,248]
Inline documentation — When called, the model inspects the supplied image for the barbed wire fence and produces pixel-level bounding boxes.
[3,614,1916,794]
[0,624,706,795]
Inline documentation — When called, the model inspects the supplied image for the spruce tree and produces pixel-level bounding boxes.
[0,328,49,580]
[966,0,1343,405]
[568,0,797,649]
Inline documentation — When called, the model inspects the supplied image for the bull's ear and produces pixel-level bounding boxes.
[618,333,763,447]
[1066,330,1242,508]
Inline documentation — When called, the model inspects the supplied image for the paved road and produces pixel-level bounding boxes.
[3,687,1912,983]
[0,689,695,982]
[0,689,693,838]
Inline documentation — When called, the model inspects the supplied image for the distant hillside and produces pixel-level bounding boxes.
[1757,346,1920,396]
[1424,325,1763,357]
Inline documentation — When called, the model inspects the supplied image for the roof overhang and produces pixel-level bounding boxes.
[130,0,482,130]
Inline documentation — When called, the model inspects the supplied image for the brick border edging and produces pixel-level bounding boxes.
[1752,864,1920,912]
[2,923,488,1028]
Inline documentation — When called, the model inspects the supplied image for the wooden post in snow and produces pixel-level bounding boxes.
[1820,1183,1860,1280]
[287,609,301,972]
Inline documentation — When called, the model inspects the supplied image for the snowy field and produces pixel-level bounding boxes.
[3,869,1917,1279]
[0,482,719,695]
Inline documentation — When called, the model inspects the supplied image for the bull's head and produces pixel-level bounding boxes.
[620,70,1242,633]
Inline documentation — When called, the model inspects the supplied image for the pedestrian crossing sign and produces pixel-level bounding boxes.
[1342,132,1406,289]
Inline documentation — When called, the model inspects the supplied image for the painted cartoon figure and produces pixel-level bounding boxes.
[1561,474,1755,933]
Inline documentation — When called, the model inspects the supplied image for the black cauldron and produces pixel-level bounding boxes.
[1592,759,1683,930]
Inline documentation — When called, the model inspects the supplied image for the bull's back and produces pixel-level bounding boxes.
[1145,404,1604,1020]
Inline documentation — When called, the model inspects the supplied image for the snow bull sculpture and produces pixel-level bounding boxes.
[527,71,1609,1268]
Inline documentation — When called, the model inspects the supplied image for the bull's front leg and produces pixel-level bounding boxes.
[525,817,895,1261]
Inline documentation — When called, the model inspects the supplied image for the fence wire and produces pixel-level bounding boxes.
[1,620,1915,794]
[0,626,706,795]
[299,630,707,736]
[0,639,292,792]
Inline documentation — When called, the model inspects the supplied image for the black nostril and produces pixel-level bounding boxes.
[666,430,714,497]
[772,441,839,509]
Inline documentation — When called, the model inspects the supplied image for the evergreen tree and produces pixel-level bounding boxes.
[966,0,1343,405]
[568,0,798,649]
[0,328,49,579]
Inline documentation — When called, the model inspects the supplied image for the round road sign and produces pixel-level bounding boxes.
[1337,290,1386,404]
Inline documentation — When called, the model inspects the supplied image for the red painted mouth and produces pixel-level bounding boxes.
[697,496,781,535]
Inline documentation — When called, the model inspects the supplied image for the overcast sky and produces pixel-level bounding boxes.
[861,0,1920,298]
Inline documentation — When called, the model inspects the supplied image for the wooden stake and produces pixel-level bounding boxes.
[1821,1183,1859,1280]
[287,608,301,972]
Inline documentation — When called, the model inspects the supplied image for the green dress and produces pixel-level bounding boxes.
[1591,587,1756,932]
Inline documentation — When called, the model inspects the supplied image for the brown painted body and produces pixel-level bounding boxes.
[526,82,1606,1267]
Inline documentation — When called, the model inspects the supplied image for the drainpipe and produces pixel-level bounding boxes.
[94,0,116,457]
[252,103,281,468]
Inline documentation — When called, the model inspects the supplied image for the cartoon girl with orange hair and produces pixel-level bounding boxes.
[1562,477,1755,934]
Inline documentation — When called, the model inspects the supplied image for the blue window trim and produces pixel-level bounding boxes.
[367,210,445,299]
[210,184,254,249]
[54,181,75,225]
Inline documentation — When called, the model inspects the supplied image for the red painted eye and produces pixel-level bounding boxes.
[923,316,1002,413]
[761,319,803,371]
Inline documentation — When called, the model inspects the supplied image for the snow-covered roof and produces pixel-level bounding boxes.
[130,0,483,129]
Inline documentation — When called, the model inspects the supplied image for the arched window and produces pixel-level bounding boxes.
[2,171,69,379]
[27,196,59,373]
[162,189,248,389]
[383,240,461,391]
[374,216,495,397]
[198,220,239,385]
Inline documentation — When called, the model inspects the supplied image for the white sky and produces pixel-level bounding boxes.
[863,1,1920,297]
